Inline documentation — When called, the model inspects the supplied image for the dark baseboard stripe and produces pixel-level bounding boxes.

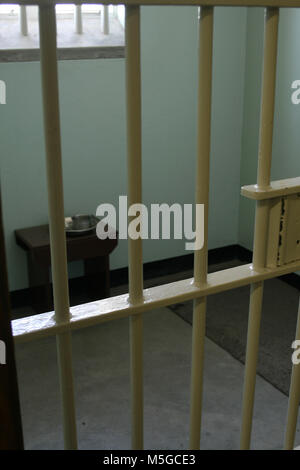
[10,243,299,311]
[236,245,252,263]
[0,46,125,63]
[278,272,300,291]
[110,244,239,288]
[236,245,300,290]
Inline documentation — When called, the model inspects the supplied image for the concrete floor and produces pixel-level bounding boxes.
[15,307,300,450]
[0,15,124,50]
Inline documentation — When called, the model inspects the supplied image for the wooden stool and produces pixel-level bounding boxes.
[15,224,118,313]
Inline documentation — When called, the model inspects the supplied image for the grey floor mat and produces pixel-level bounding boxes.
[13,257,299,396]
[168,273,299,396]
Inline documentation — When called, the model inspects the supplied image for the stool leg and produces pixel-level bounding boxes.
[27,254,52,313]
[84,255,110,301]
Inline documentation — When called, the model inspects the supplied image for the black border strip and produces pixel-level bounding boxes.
[0,186,24,449]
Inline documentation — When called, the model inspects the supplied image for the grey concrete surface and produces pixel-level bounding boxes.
[0,15,124,50]
[15,308,300,450]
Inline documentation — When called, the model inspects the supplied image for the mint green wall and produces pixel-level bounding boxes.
[239,7,300,251]
[0,6,246,292]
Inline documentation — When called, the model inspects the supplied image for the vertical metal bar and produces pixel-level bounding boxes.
[130,313,143,449]
[0,187,24,450]
[102,5,110,35]
[38,4,77,450]
[20,6,28,36]
[189,5,214,450]
[284,298,300,450]
[75,5,83,34]
[240,7,279,450]
[125,5,143,450]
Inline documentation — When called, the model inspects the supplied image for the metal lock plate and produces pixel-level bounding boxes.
[266,193,300,267]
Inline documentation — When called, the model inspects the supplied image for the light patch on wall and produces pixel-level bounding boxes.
[0,339,6,365]
[291,339,300,365]
[291,80,300,104]
[0,79,6,104]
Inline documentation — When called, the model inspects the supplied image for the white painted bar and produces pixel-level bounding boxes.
[190,5,214,450]
[257,12,279,190]
[193,6,213,287]
[3,1,300,8]
[125,5,144,450]
[20,5,28,36]
[130,313,143,449]
[240,7,279,450]
[102,5,110,35]
[284,298,300,450]
[75,5,83,34]
[190,297,207,449]
[39,4,77,450]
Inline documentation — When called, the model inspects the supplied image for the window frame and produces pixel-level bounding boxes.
[0,3,125,62]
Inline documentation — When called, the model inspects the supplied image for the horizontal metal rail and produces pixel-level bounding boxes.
[2,0,300,8]
[241,176,300,200]
[12,260,300,343]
